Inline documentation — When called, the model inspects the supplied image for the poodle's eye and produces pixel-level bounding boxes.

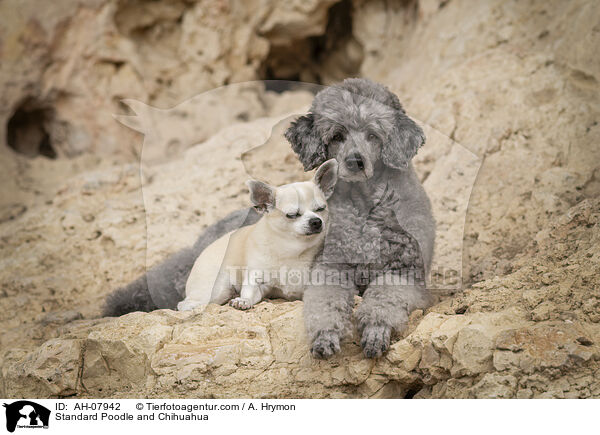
[331,133,344,142]
[367,133,379,142]
[286,212,301,219]
[314,205,326,212]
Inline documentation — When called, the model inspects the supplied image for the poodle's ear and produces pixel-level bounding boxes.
[246,180,275,213]
[383,111,425,170]
[313,158,338,199]
[285,114,327,171]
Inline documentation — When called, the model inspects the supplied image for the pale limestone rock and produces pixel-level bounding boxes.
[0,0,338,163]
[2,339,82,398]
[493,323,599,375]
[451,326,495,377]
[1,0,600,399]
[470,373,518,399]
[385,340,421,372]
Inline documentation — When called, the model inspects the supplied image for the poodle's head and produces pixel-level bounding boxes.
[285,78,425,182]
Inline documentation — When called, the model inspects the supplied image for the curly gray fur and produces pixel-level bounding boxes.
[285,78,435,358]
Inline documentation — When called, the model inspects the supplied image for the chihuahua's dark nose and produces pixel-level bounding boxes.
[308,217,322,232]
[345,152,365,172]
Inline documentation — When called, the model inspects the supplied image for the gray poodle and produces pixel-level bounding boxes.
[285,78,435,358]
[103,78,435,359]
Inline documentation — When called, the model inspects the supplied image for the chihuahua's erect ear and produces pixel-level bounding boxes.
[313,158,338,199]
[284,113,327,171]
[246,180,275,213]
[382,94,426,170]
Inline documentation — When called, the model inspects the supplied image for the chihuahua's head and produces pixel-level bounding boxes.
[246,159,338,238]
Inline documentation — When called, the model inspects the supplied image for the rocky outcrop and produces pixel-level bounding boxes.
[1,0,599,398]
[0,0,343,160]
[2,197,599,398]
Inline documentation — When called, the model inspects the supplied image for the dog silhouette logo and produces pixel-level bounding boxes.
[3,401,50,432]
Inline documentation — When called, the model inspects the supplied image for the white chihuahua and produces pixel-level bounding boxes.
[178,159,338,311]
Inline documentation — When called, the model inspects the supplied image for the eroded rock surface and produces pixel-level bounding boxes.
[2,198,599,398]
[1,0,599,398]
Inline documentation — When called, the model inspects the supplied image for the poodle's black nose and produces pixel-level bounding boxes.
[345,152,365,172]
[308,217,322,232]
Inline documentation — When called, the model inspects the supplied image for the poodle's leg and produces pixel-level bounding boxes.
[304,282,355,359]
[356,279,431,358]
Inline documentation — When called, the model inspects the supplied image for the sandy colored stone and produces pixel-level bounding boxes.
[1,0,600,399]
[451,326,495,377]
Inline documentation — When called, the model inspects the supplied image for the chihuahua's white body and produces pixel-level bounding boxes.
[178,159,338,311]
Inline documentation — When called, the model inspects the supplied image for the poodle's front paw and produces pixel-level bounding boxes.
[311,330,341,359]
[229,297,253,310]
[360,324,391,358]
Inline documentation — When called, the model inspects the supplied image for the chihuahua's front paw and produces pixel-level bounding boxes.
[360,324,391,358]
[229,297,253,310]
[310,330,341,359]
[177,300,202,311]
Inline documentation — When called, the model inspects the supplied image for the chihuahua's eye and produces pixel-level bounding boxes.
[286,212,301,219]
[367,133,379,141]
[314,205,326,212]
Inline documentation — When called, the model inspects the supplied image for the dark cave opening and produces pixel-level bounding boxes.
[6,101,57,159]
[260,0,363,89]
[403,385,422,399]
